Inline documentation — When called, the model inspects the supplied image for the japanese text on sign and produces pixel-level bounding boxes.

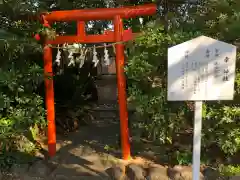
[167,36,237,101]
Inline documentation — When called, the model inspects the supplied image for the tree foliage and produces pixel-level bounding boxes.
[0,29,46,167]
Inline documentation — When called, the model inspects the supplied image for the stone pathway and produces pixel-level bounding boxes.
[0,104,239,180]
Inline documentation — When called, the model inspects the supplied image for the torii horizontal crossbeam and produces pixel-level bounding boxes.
[44,3,156,22]
[47,29,138,44]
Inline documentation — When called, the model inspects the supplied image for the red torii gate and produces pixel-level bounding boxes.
[38,3,156,160]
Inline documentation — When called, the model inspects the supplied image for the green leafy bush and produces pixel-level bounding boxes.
[126,0,240,159]
[0,31,46,167]
[126,25,200,145]
[219,165,240,176]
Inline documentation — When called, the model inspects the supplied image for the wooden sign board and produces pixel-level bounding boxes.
[167,35,237,101]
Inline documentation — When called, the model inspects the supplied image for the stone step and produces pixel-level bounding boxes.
[92,103,119,111]
[90,103,135,120]
[91,103,135,112]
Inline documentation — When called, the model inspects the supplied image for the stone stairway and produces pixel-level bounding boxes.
[94,74,135,123]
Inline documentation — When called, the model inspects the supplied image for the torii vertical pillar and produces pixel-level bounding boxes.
[43,45,56,157]
[114,15,130,160]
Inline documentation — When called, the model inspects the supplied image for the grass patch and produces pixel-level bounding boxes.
[219,165,240,176]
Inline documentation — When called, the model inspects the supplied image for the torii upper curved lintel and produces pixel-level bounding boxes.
[43,3,157,22]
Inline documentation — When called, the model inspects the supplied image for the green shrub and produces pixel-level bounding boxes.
[125,0,240,159]
[0,33,46,167]
[219,165,240,176]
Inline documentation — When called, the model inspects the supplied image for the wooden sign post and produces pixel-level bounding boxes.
[167,35,237,180]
